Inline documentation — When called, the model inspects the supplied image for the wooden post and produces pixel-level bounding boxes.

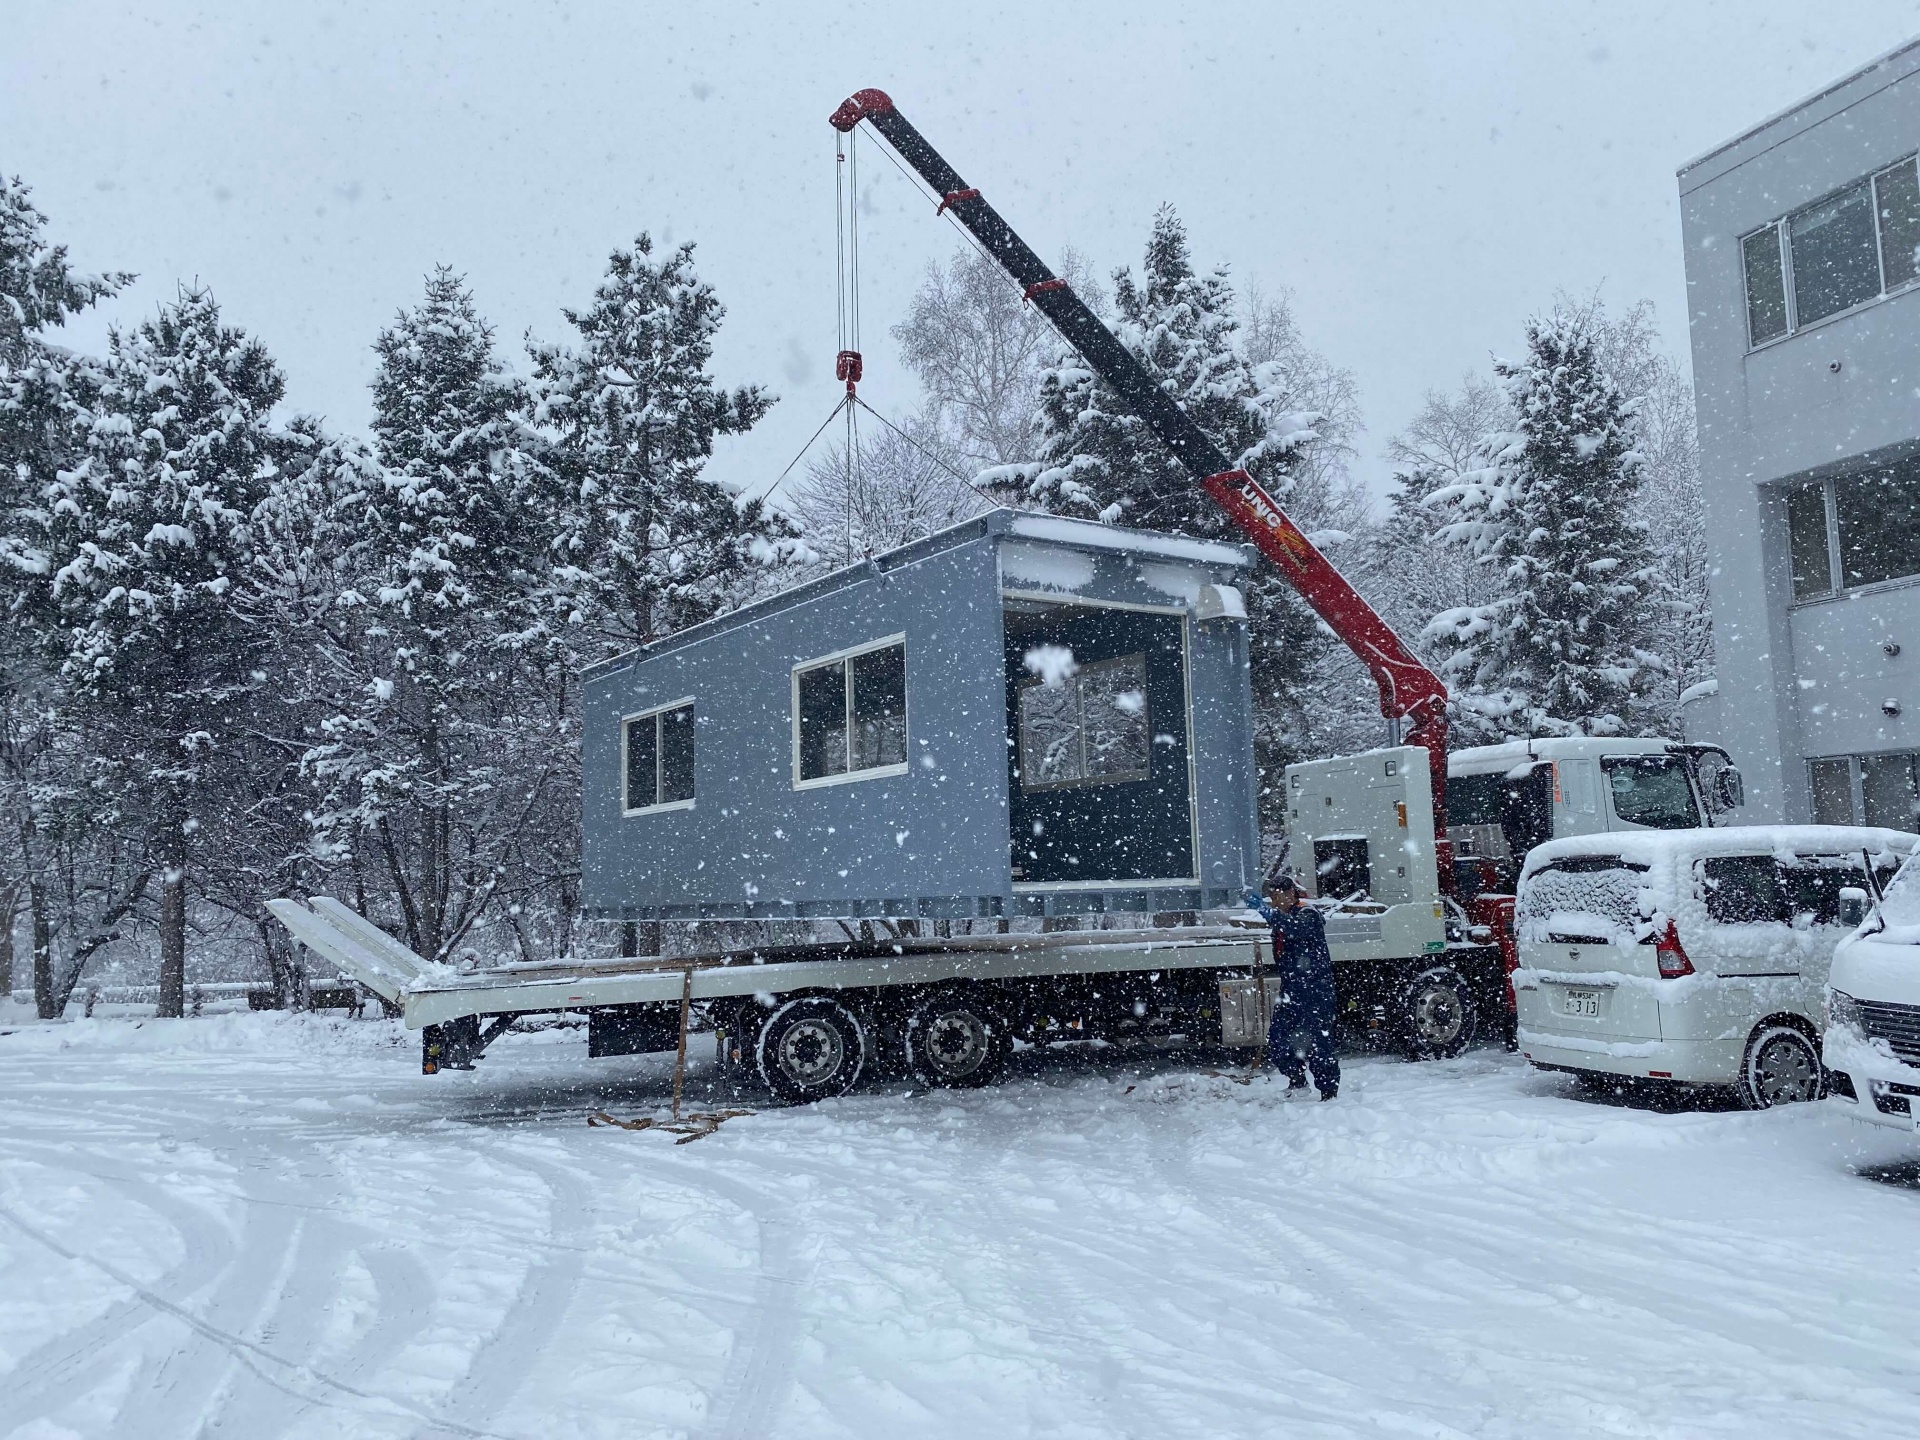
[671,965,694,1119]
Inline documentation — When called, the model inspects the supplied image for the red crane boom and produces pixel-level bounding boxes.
[830,88,1454,862]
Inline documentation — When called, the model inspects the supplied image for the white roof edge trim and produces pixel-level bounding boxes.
[1678,34,1920,178]
[1006,513,1251,567]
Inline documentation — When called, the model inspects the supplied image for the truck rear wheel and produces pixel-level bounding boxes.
[905,987,1010,1089]
[1398,966,1478,1060]
[755,996,868,1104]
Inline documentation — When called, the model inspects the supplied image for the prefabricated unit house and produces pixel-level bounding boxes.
[580,509,1261,921]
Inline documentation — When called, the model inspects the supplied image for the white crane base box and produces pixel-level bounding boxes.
[580,510,1261,921]
[1284,746,1447,961]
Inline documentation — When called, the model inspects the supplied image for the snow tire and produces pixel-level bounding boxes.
[1398,966,1478,1061]
[755,995,868,1105]
[1739,1021,1825,1110]
[904,986,1011,1089]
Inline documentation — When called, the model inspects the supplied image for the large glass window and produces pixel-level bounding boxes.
[1836,456,1920,590]
[623,702,695,813]
[1017,652,1150,790]
[1876,159,1920,290]
[794,639,907,785]
[1601,756,1700,830]
[1787,458,1920,599]
[1740,156,1920,346]
[1863,753,1920,831]
[1786,483,1834,600]
[1809,757,1854,825]
[1788,180,1882,324]
[1742,225,1790,345]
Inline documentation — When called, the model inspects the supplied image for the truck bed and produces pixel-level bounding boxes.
[268,898,1270,1031]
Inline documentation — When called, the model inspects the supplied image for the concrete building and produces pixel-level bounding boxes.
[579,509,1261,922]
[1679,38,1920,828]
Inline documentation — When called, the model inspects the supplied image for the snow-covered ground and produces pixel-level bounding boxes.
[3,1010,1918,1439]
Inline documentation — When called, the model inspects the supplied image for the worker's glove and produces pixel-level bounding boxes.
[1242,888,1263,909]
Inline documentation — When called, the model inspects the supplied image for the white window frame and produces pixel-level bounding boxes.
[790,633,909,791]
[1741,153,1920,352]
[620,696,697,817]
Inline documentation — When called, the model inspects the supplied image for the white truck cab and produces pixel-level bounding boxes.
[1445,738,1743,896]
[1281,737,1743,1062]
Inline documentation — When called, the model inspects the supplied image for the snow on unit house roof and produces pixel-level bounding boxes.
[1677,34,1920,189]
[582,507,1256,676]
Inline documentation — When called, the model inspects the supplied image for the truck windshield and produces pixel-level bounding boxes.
[1602,756,1700,830]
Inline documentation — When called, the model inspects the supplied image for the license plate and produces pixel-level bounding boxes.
[1562,988,1601,1018]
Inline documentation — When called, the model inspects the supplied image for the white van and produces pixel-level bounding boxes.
[1513,826,1914,1108]
[1826,850,1920,1130]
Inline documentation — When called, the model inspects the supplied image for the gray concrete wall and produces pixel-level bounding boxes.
[1679,41,1920,819]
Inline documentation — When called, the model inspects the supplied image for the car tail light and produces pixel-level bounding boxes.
[1654,920,1693,979]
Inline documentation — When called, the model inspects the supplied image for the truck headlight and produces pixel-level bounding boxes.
[1828,990,1864,1030]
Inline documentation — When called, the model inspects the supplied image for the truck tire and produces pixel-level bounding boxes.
[755,996,868,1104]
[1398,966,1478,1060]
[905,986,1011,1089]
[1739,1022,1824,1109]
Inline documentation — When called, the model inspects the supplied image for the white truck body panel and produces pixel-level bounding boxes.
[1283,746,1447,963]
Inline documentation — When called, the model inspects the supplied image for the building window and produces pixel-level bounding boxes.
[1784,455,1920,601]
[1788,179,1881,325]
[1742,226,1790,345]
[623,701,696,814]
[1807,752,1920,832]
[1786,481,1834,600]
[793,637,907,786]
[1017,652,1150,790]
[1740,154,1920,347]
[1809,756,1853,825]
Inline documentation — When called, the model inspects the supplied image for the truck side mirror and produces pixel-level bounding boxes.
[1838,886,1869,928]
[1715,766,1744,812]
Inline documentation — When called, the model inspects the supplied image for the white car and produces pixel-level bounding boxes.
[1513,826,1915,1108]
[1826,849,1920,1131]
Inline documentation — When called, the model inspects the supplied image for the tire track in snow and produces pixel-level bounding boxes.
[410,1145,590,1440]
[0,1197,511,1440]
[637,1152,816,1440]
[0,1151,238,1433]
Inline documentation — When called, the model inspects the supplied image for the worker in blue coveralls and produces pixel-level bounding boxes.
[1244,871,1341,1100]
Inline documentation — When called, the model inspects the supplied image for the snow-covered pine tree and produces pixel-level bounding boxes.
[307,268,571,966]
[528,235,797,657]
[43,287,283,1017]
[1022,206,1332,833]
[1424,308,1663,738]
[0,176,132,1016]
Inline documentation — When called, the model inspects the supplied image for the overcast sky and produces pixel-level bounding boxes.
[9,2,1920,503]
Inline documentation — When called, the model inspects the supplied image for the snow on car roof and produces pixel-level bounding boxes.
[1522,825,1917,877]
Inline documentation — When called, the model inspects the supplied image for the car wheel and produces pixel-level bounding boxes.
[1740,1023,1825,1110]
[905,987,1011,1089]
[755,996,868,1104]
[1398,967,1479,1060]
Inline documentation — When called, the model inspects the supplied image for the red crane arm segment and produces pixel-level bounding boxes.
[829,89,1453,851]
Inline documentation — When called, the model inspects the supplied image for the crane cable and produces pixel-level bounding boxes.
[836,125,866,563]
